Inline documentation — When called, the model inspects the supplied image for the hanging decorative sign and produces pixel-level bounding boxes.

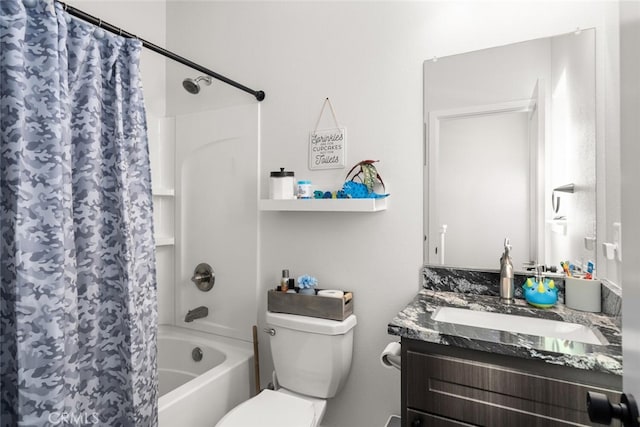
[309,98,346,170]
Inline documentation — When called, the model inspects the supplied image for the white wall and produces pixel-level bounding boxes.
[163,2,619,426]
[599,3,622,285]
[424,30,599,273]
[173,106,259,342]
[438,112,530,269]
[424,37,550,111]
[547,29,597,273]
[620,0,640,397]
[424,38,550,269]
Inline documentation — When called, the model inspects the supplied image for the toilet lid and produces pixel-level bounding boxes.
[215,389,316,427]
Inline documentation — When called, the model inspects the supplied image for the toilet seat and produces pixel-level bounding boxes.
[215,389,317,427]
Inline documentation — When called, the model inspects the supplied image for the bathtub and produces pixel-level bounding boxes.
[158,325,254,427]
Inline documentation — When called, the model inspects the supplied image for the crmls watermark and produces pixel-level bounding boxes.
[48,412,100,425]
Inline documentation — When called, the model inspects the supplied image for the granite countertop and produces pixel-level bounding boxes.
[387,266,622,376]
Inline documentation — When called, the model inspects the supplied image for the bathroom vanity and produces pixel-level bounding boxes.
[389,267,622,427]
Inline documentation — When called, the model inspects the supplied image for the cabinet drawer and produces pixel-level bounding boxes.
[407,351,621,426]
[407,408,476,426]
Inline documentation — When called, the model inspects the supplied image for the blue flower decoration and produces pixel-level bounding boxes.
[342,181,389,199]
[297,274,318,289]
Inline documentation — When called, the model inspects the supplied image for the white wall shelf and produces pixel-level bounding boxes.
[155,236,175,246]
[259,198,388,212]
[152,188,175,197]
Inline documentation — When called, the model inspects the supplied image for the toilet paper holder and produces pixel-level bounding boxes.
[380,342,401,371]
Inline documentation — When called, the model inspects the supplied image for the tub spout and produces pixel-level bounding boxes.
[185,306,209,322]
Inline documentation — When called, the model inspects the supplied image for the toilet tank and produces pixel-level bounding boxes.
[266,312,357,399]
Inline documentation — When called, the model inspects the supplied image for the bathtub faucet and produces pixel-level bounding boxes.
[185,306,209,322]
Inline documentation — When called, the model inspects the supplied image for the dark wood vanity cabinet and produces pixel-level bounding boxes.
[402,339,622,427]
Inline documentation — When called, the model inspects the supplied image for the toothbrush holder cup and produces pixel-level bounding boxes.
[564,276,601,312]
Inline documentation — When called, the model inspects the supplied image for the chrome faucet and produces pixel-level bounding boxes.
[499,238,514,303]
[533,263,545,285]
[524,262,546,284]
[185,306,209,322]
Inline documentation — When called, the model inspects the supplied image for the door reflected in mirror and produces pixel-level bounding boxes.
[424,29,596,272]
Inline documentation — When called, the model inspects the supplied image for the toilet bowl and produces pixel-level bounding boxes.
[215,312,357,427]
[215,389,326,427]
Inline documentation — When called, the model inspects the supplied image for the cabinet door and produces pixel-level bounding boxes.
[407,351,621,426]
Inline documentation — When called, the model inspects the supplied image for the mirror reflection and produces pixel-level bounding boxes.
[424,29,596,272]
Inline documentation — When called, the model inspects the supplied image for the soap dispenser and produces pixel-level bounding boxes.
[499,238,514,303]
[522,264,558,308]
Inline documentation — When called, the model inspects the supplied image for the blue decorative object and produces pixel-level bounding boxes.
[522,278,559,308]
[297,274,318,289]
[0,2,157,424]
[342,181,389,199]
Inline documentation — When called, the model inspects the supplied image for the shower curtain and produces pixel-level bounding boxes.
[0,1,157,426]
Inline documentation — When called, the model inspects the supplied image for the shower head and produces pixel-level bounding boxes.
[182,75,213,94]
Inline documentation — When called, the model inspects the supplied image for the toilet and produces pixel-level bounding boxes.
[215,311,357,427]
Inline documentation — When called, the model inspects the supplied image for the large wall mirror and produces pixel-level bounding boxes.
[424,29,596,272]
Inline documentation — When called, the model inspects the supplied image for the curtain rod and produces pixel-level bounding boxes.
[55,1,265,102]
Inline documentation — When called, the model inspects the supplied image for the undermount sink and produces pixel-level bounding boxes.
[431,306,608,346]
